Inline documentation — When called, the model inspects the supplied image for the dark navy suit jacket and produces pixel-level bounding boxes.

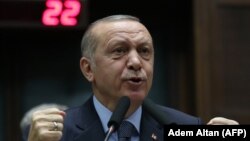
[60,96,203,141]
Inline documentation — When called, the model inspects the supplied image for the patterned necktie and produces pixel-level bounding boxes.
[118,121,135,141]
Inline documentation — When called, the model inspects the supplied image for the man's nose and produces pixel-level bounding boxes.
[127,50,142,71]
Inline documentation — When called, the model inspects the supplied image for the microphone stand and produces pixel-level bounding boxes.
[104,96,130,141]
[104,125,115,141]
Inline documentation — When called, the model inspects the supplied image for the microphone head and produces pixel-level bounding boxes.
[143,98,172,125]
[107,96,130,131]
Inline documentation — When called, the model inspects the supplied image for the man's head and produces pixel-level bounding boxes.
[80,15,154,113]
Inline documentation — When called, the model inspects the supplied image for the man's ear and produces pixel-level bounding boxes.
[80,57,94,82]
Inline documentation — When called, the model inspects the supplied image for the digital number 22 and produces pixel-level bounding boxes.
[42,0,81,26]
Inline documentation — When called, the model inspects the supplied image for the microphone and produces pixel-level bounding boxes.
[143,98,174,125]
[104,96,130,141]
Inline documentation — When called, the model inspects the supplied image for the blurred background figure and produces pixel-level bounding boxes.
[20,103,68,141]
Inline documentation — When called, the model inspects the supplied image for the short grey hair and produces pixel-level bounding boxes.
[80,15,140,61]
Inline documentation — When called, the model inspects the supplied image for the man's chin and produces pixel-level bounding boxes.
[126,92,146,102]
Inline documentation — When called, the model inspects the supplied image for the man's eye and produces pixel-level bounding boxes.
[113,47,127,54]
[138,47,150,56]
[110,47,128,59]
[141,48,149,53]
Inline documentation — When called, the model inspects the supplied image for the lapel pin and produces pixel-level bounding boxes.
[151,133,158,141]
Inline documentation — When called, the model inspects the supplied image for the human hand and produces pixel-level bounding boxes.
[207,117,239,125]
[28,108,66,141]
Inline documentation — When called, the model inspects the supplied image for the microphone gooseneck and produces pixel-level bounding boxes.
[104,96,130,141]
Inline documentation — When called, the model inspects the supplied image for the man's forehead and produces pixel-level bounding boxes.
[93,20,147,34]
[92,20,152,42]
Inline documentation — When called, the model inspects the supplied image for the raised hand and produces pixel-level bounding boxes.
[28,108,66,141]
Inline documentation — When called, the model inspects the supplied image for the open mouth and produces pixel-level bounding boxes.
[128,77,143,83]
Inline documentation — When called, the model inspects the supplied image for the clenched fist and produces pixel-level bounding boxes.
[207,117,239,125]
[28,108,66,141]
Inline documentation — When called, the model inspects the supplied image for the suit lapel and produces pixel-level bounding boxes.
[140,108,164,141]
[73,97,106,141]
[70,97,166,141]
[73,120,105,141]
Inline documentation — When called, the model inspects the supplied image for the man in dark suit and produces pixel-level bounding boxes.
[27,15,238,141]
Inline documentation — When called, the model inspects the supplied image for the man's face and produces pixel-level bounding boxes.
[90,20,154,107]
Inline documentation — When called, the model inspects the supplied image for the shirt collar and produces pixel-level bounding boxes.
[93,96,142,133]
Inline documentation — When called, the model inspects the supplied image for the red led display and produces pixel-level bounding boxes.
[0,0,88,29]
[42,0,81,26]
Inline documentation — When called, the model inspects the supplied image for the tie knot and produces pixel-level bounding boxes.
[118,121,135,139]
